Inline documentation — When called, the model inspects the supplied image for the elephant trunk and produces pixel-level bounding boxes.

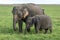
[13,15,18,31]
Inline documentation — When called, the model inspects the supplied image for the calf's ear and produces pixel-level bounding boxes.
[23,8,29,18]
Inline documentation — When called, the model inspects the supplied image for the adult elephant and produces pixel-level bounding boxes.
[12,3,44,32]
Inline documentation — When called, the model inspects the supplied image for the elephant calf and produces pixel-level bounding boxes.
[25,15,52,34]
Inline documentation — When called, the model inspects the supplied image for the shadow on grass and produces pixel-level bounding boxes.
[0,27,22,34]
[0,27,40,35]
[0,26,52,35]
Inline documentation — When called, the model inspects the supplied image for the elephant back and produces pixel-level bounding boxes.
[25,4,44,17]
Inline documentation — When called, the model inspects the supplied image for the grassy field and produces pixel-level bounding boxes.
[0,5,60,40]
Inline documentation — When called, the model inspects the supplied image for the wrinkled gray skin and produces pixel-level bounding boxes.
[25,15,52,34]
[12,3,44,32]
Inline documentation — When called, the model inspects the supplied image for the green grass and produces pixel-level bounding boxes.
[0,5,60,40]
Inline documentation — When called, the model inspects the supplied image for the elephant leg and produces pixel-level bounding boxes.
[24,26,30,34]
[34,23,39,33]
[24,22,31,34]
[18,20,23,32]
[26,25,30,32]
[44,28,48,34]
[26,23,30,32]
[39,26,42,31]
[49,26,52,33]
[39,28,42,31]
[50,29,52,33]
[35,27,39,33]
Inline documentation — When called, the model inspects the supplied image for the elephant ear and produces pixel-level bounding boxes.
[23,8,29,18]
